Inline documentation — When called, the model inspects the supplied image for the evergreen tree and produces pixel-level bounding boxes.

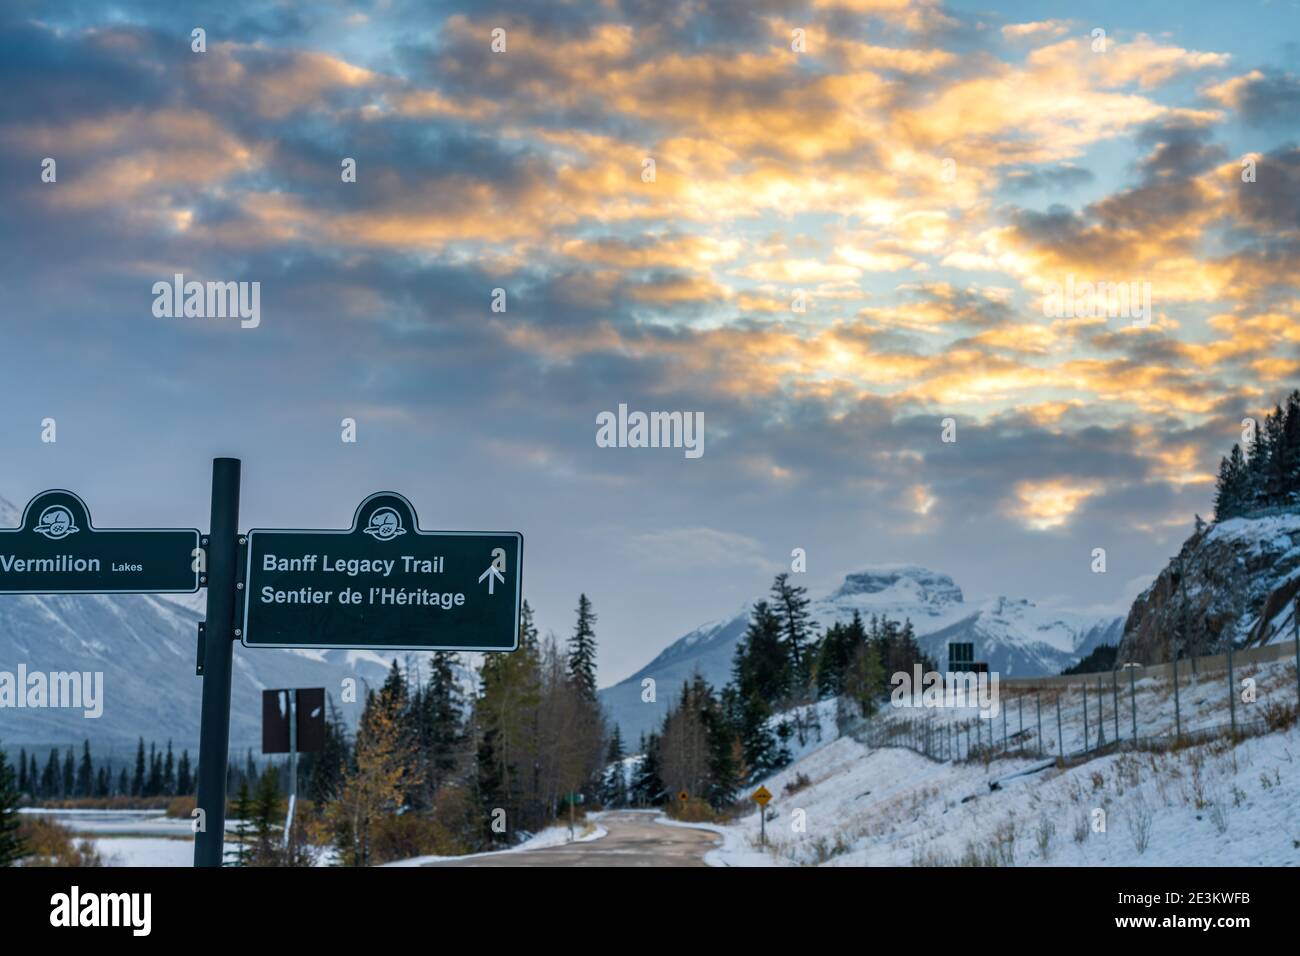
[770,574,816,693]
[733,600,790,704]
[16,748,26,795]
[227,779,255,867]
[117,768,128,797]
[423,651,465,797]
[75,740,92,798]
[250,766,281,865]
[0,747,22,865]
[519,599,540,651]
[132,738,146,797]
[739,691,778,780]
[474,726,506,844]
[95,766,110,798]
[62,748,74,799]
[1263,404,1289,505]
[1286,391,1300,501]
[28,755,38,799]
[600,726,627,807]
[568,594,599,701]
[701,689,739,809]
[632,732,666,806]
[308,696,350,804]
[163,741,175,796]
[177,750,193,796]
[147,742,162,797]
[42,749,59,799]
[815,612,867,699]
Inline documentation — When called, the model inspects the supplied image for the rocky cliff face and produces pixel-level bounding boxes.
[1117,512,1300,664]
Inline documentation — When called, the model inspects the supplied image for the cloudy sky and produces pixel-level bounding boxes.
[1,0,1297,684]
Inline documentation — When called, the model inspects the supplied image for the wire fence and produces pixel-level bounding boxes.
[841,642,1300,766]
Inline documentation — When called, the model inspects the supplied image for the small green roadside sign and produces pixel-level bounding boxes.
[241,492,522,651]
[0,490,200,594]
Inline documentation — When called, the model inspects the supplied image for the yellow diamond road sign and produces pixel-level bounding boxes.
[752,785,772,806]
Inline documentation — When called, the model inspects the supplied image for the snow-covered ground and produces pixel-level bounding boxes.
[877,655,1298,755]
[701,662,1300,866]
[20,808,200,837]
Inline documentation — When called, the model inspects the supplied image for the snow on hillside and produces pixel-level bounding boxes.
[695,658,1300,866]
[600,566,1123,743]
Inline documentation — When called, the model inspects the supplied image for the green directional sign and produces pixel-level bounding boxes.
[241,492,522,651]
[0,490,201,594]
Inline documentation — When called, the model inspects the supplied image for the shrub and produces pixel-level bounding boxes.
[784,773,811,796]
[16,817,106,867]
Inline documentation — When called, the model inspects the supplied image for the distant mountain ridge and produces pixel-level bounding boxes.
[598,565,1124,742]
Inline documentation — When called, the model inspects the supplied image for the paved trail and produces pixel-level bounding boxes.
[424,811,720,867]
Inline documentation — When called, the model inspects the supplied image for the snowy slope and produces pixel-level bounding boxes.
[599,566,1123,743]
[696,657,1300,866]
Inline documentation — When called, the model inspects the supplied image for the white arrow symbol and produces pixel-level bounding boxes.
[478,564,505,595]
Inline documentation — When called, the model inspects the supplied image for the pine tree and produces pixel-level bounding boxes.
[28,755,38,799]
[117,768,128,797]
[568,594,599,701]
[308,696,350,804]
[738,691,777,781]
[474,725,506,844]
[62,748,74,798]
[1284,391,1300,504]
[1262,404,1288,505]
[519,599,540,651]
[75,740,92,798]
[16,749,26,796]
[733,600,790,704]
[770,574,815,694]
[250,765,281,866]
[701,688,738,809]
[0,747,23,865]
[41,749,59,799]
[632,732,666,806]
[147,742,162,797]
[163,741,175,796]
[227,779,255,867]
[600,726,627,807]
[423,651,465,796]
[177,750,193,796]
[131,738,145,797]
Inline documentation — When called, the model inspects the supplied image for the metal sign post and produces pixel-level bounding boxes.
[285,690,297,851]
[194,457,242,868]
[751,785,772,847]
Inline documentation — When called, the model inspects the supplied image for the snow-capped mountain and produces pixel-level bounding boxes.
[0,494,463,755]
[598,565,1123,743]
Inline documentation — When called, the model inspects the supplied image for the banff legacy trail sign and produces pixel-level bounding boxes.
[0,490,200,594]
[242,492,522,651]
[0,461,524,868]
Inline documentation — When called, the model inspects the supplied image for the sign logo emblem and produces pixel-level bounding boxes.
[33,506,79,540]
[363,507,406,542]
